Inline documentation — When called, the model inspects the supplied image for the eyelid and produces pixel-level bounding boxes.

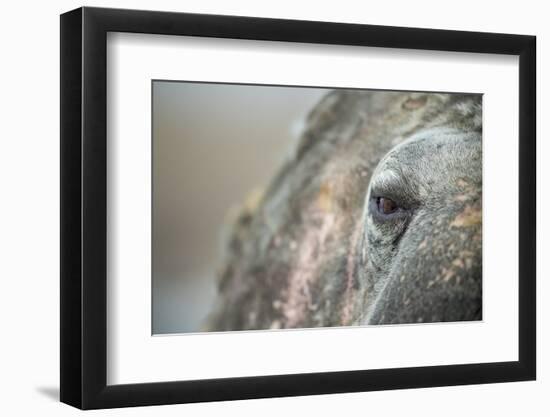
[370,171,407,203]
[369,170,418,211]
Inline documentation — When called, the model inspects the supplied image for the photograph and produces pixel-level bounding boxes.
[56,4,538,412]
[152,81,483,334]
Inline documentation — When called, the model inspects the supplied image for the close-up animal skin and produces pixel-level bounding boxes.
[204,90,482,331]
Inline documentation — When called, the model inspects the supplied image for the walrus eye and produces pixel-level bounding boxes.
[376,197,398,214]
[369,195,409,222]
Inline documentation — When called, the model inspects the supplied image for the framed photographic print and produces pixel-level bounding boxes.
[60,6,536,409]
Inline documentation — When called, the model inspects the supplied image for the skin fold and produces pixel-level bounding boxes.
[204,90,482,331]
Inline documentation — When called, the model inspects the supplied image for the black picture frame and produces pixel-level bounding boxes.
[60,6,536,410]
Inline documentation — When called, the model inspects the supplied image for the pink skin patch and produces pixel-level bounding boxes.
[282,208,337,327]
[341,215,364,325]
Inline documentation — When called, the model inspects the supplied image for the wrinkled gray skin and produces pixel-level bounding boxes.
[204,91,482,330]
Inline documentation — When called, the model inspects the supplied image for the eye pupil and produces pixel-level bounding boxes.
[377,197,398,214]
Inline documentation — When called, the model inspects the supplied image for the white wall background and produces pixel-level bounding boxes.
[0,0,545,415]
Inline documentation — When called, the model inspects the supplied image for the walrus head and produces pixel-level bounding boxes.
[205,91,482,332]
[359,127,482,324]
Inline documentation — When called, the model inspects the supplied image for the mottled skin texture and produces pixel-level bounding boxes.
[204,91,482,331]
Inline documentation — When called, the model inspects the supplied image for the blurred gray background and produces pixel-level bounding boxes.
[152,81,328,334]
